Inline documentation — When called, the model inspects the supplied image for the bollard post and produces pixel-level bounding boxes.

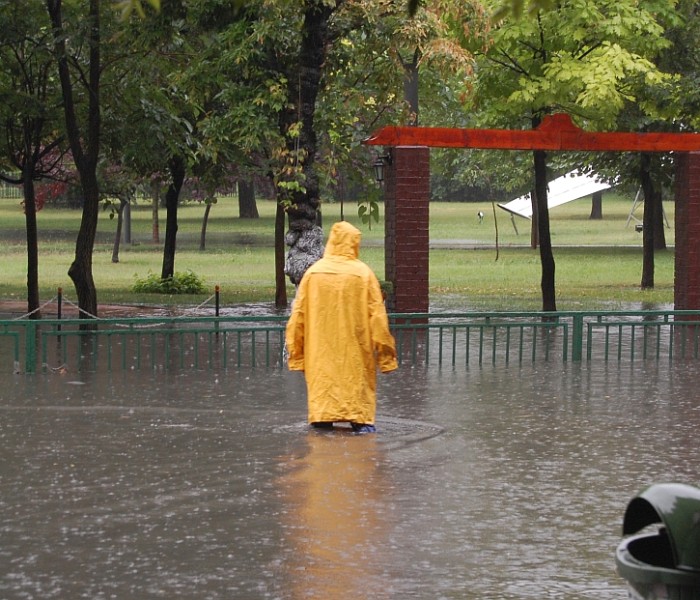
[572,313,583,362]
[215,285,220,339]
[57,287,63,333]
[25,320,37,374]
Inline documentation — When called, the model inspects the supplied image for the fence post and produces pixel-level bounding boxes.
[57,287,63,333]
[572,313,584,362]
[25,320,37,374]
[215,285,220,339]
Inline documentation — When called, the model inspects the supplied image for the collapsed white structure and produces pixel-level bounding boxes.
[498,171,611,219]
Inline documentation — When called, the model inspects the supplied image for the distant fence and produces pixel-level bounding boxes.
[0,183,22,199]
[3,310,700,374]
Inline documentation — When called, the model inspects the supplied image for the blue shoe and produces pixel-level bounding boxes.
[310,422,334,429]
[351,423,377,434]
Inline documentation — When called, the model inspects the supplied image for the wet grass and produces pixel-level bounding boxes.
[0,193,675,310]
[429,246,674,311]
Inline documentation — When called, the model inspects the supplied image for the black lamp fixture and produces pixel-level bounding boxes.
[373,152,392,183]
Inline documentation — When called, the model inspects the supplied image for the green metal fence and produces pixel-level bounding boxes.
[2,310,700,374]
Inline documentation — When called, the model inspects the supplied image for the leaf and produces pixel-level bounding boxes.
[113,0,160,21]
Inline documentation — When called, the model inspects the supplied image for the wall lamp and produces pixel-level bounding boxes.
[373,152,392,183]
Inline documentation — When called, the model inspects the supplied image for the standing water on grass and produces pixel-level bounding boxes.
[2,360,699,599]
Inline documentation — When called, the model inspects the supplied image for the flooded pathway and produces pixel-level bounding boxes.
[2,361,699,598]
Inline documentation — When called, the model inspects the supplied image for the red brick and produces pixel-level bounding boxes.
[675,153,700,309]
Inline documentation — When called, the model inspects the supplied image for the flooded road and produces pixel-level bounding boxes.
[2,361,699,599]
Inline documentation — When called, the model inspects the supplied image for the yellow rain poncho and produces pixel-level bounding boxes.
[285,221,398,425]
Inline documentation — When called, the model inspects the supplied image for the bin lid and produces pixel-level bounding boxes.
[623,483,700,572]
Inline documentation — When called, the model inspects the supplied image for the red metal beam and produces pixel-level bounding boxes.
[364,113,700,152]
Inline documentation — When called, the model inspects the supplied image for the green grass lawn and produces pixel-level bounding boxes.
[0,192,675,310]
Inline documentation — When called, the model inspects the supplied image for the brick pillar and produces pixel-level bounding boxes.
[384,146,430,313]
[674,152,700,310]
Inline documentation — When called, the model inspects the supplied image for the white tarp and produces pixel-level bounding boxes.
[498,171,611,219]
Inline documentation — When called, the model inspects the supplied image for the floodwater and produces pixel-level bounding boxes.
[2,361,699,599]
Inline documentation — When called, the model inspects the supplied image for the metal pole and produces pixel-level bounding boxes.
[215,285,220,339]
[57,287,63,334]
[572,314,583,362]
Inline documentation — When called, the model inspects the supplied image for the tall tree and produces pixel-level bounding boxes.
[635,0,700,290]
[0,1,64,318]
[46,0,104,319]
[121,0,285,281]
[161,156,185,279]
[451,0,673,310]
[107,1,201,281]
[187,0,347,306]
[238,181,259,219]
[282,0,473,286]
[273,1,341,307]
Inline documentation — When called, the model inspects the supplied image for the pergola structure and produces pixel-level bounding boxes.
[364,113,700,313]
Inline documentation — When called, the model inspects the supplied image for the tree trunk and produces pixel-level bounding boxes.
[653,187,666,250]
[151,180,160,243]
[67,172,99,318]
[200,202,212,251]
[589,190,603,220]
[123,198,132,244]
[275,201,287,309]
[277,1,334,299]
[640,153,655,289]
[534,148,556,312]
[238,180,259,218]
[161,156,185,280]
[47,0,101,321]
[111,197,127,263]
[402,48,420,125]
[23,168,41,319]
[530,188,539,249]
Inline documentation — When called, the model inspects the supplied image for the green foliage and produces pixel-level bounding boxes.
[132,270,207,295]
[379,280,393,299]
[412,0,557,21]
[102,199,119,221]
[357,186,381,228]
[473,0,674,129]
[358,199,379,226]
[114,0,160,20]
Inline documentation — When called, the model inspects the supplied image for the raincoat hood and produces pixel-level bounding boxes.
[325,221,361,259]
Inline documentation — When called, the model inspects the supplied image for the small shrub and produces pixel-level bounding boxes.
[132,270,207,295]
[379,280,393,301]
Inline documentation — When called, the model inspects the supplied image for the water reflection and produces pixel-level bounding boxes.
[278,431,392,599]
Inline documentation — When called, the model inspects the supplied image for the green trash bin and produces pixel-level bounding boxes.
[616,483,700,600]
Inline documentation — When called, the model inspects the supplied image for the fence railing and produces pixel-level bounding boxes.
[0,183,22,199]
[3,310,700,374]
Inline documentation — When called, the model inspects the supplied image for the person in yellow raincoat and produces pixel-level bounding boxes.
[285,221,398,433]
